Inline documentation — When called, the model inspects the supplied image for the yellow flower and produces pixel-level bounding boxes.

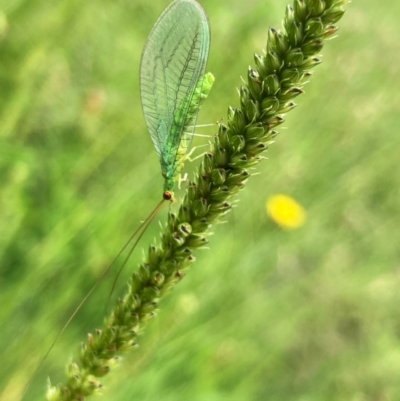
[266,194,306,230]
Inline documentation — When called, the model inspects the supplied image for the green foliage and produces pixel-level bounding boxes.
[1,1,400,401]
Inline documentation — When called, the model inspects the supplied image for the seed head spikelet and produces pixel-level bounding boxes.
[46,0,348,399]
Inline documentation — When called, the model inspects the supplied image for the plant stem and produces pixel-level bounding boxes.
[47,1,348,399]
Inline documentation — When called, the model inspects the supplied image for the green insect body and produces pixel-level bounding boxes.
[21,4,213,395]
[162,72,215,195]
[139,0,212,201]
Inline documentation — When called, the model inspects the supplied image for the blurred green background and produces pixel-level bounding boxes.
[1,0,400,400]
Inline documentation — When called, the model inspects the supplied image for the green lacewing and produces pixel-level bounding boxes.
[23,1,213,395]
[140,0,214,200]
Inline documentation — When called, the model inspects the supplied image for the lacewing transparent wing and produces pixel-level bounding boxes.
[140,0,211,197]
